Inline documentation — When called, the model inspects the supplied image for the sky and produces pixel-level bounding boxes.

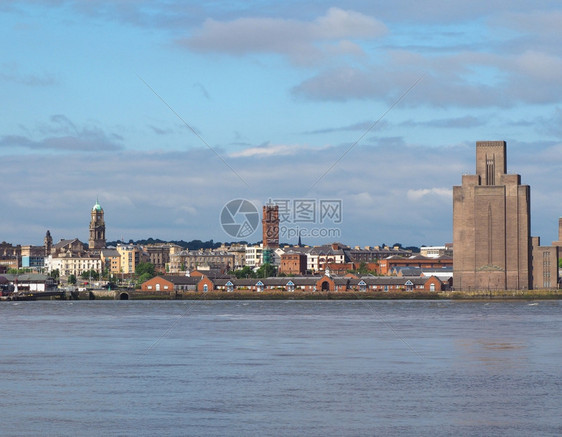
[1,1,562,248]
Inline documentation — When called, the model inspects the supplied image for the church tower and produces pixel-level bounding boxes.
[44,230,52,256]
[89,200,106,250]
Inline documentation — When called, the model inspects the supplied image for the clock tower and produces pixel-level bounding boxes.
[89,199,106,250]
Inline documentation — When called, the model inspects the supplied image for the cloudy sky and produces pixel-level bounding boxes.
[1,1,562,247]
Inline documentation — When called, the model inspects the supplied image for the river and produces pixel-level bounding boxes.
[0,300,561,436]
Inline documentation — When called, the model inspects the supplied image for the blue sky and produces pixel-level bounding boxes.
[1,1,562,247]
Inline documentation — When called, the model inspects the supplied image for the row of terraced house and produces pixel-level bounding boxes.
[140,271,447,296]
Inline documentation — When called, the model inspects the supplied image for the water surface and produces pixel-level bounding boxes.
[1,300,561,436]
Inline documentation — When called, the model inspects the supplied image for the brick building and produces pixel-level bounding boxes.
[453,141,531,290]
[379,255,452,276]
[279,251,307,275]
[262,205,279,249]
[142,243,182,273]
[168,250,235,273]
[196,274,444,293]
[531,237,559,290]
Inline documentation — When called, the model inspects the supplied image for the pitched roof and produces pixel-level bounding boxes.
[54,238,84,249]
[161,275,201,285]
[396,267,423,276]
[1,273,53,282]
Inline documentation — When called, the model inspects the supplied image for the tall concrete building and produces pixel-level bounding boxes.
[453,141,531,290]
[89,200,106,250]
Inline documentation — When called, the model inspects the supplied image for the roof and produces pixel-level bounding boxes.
[1,273,54,282]
[396,267,423,276]
[408,254,429,260]
[204,274,443,288]
[54,238,84,249]
[350,276,440,286]
[280,246,313,255]
[196,269,232,279]
[161,276,201,286]
[421,266,453,273]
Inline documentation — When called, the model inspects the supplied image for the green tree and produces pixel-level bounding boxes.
[8,268,33,274]
[136,272,153,286]
[101,268,110,280]
[49,269,60,280]
[80,269,99,280]
[229,266,256,279]
[256,263,276,278]
[68,274,77,285]
[135,262,155,278]
[356,262,369,274]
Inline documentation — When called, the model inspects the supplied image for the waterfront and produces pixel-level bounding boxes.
[1,300,561,436]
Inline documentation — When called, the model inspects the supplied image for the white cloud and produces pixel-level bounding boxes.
[0,63,57,87]
[512,51,562,82]
[181,7,386,64]
[407,188,453,201]
[292,45,562,106]
[229,143,303,158]
[1,139,559,247]
[0,115,125,153]
[311,7,386,39]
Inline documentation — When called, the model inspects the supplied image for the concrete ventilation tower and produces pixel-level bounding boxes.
[89,199,106,250]
[453,141,531,290]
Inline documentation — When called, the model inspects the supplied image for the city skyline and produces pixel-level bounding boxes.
[2,1,562,246]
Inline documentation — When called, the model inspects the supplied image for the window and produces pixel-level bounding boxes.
[543,251,551,288]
